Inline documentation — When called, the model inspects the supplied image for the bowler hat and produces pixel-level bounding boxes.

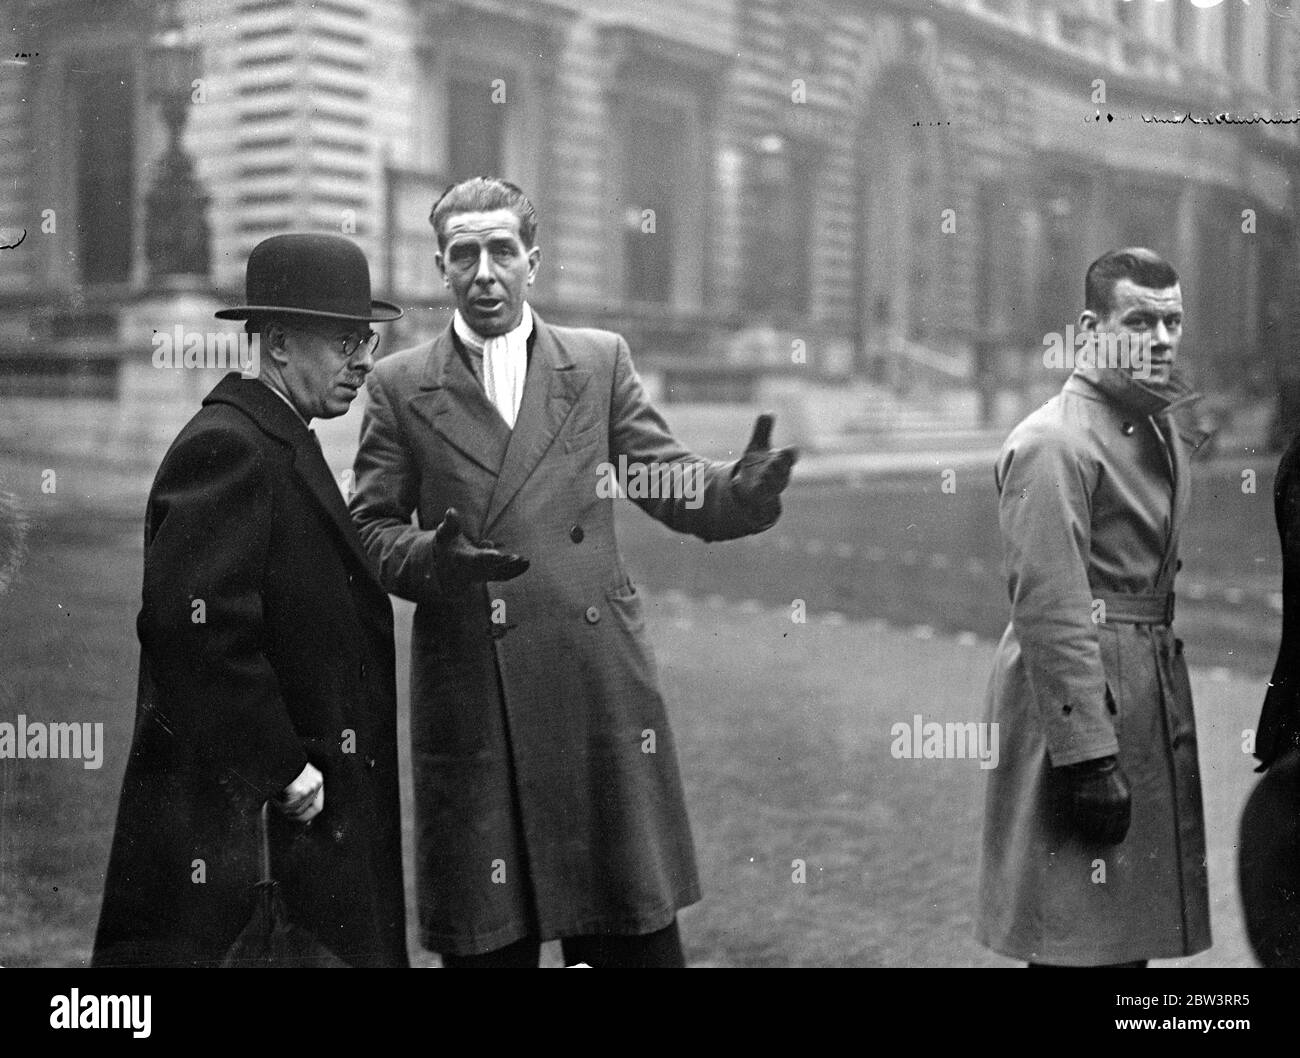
[216,233,402,322]
[1239,746,1300,966]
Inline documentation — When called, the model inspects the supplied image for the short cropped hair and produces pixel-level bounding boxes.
[429,177,538,250]
[1084,247,1180,316]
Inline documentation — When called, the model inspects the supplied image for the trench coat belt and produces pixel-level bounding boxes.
[1094,589,1175,626]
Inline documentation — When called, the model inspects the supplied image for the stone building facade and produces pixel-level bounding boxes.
[0,0,1296,407]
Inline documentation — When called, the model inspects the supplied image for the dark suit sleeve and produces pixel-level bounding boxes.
[1258,448,1300,768]
[138,425,308,807]
[608,336,774,542]
[349,366,442,602]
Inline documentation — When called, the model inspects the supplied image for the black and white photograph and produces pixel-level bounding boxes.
[1,0,1298,1036]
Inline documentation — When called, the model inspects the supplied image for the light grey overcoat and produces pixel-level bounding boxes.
[349,313,771,956]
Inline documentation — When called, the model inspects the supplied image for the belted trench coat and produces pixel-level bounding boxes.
[976,368,1212,965]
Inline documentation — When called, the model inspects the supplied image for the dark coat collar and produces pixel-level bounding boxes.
[204,373,313,446]
[203,373,384,589]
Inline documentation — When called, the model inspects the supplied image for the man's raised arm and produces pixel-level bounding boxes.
[608,336,796,541]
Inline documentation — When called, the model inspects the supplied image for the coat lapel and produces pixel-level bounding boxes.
[483,316,590,534]
[1161,413,1193,587]
[203,375,383,590]
[291,435,384,584]
[1159,388,1203,587]
[408,328,512,478]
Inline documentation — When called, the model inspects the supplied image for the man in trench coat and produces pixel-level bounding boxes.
[349,177,796,967]
[94,235,408,967]
[976,247,1212,967]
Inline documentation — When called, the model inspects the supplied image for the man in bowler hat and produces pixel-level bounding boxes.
[94,234,409,967]
[349,177,797,967]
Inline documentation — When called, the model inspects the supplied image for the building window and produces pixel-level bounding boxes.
[1036,171,1091,343]
[1267,1,1292,89]
[856,87,946,365]
[620,102,682,305]
[744,135,814,319]
[1172,0,1194,52]
[1223,1,1243,76]
[70,66,136,285]
[613,77,709,313]
[906,150,937,342]
[1114,0,1147,67]
[446,74,506,182]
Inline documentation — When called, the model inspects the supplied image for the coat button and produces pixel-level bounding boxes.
[585,605,600,624]
[570,525,585,544]
[1121,421,1135,436]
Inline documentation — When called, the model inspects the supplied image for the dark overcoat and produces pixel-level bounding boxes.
[977,369,1212,965]
[1257,432,1300,768]
[349,313,770,956]
[93,375,407,968]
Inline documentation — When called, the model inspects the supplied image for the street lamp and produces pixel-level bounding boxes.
[145,0,210,282]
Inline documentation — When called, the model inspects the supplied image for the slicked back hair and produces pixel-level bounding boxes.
[429,177,538,251]
[1085,247,1180,316]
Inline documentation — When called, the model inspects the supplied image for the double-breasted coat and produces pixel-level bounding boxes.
[93,375,408,968]
[976,369,1212,965]
[349,313,771,956]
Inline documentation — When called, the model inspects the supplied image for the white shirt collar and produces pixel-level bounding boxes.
[452,301,533,353]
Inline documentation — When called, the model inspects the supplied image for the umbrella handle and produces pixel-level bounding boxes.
[259,800,273,884]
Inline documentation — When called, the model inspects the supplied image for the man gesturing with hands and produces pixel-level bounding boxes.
[350,177,795,968]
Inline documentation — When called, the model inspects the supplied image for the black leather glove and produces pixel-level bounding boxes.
[731,413,798,521]
[431,507,529,586]
[1060,755,1132,845]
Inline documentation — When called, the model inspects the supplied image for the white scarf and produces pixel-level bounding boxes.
[453,302,533,429]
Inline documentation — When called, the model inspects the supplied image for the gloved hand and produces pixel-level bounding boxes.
[1060,755,1132,845]
[431,507,529,586]
[731,413,798,522]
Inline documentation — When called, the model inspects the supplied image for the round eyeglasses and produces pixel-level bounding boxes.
[340,331,381,361]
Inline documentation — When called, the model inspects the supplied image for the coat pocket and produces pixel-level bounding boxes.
[1099,626,1123,746]
[1104,682,1122,744]
[605,580,646,634]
